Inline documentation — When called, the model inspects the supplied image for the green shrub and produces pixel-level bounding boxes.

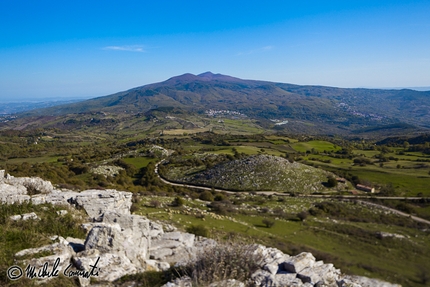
[172,196,185,207]
[262,218,275,228]
[214,194,226,201]
[186,225,209,237]
[297,211,309,221]
[326,177,338,188]
[199,191,214,202]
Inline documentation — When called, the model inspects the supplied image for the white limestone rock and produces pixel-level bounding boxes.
[3,172,54,194]
[72,189,132,221]
[274,272,300,286]
[283,252,316,273]
[149,221,164,238]
[9,212,40,221]
[22,212,40,220]
[146,259,170,271]
[83,211,150,271]
[0,183,30,204]
[297,263,340,286]
[57,209,68,216]
[149,231,195,263]
[149,248,174,260]
[101,211,151,265]
[15,237,75,280]
[72,251,137,283]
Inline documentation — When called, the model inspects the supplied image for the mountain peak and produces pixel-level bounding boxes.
[162,72,243,85]
[197,71,244,82]
[163,73,201,85]
[197,71,216,78]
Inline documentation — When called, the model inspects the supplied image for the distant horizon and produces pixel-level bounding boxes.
[1,1,430,100]
[1,74,429,103]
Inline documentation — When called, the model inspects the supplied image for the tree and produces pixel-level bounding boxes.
[262,218,275,228]
[326,177,338,188]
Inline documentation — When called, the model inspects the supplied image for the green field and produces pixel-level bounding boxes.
[291,140,342,153]
[123,156,156,169]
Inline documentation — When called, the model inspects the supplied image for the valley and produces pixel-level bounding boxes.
[0,73,430,286]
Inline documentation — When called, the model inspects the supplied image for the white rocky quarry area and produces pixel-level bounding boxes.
[1,171,401,287]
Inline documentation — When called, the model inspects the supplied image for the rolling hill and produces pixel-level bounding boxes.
[2,72,430,135]
[162,154,338,193]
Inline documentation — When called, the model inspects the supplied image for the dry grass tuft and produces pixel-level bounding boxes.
[176,242,263,286]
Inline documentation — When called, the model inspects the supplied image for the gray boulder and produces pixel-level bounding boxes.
[297,263,340,286]
[1,171,54,194]
[0,183,30,204]
[15,236,76,282]
[283,252,316,273]
[149,231,195,263]
[72,249,137,284]
[72,189,132,221]
[84,213,150,269]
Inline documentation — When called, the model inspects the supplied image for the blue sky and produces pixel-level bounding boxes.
[1,0,429,100]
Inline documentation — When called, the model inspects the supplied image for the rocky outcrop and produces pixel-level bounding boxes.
[249,247,342,287]
[149,231,195,263]
[166,154,336,193]
[3,171,402,287]
[0,182,30,204]
[0,170,54,196]
[71,189,132,221]
[0,170,132,220]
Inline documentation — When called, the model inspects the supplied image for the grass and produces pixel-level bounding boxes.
[122,156,157,169]
[0,203,87,287]
[133,195,430,287]
[6,156,60,164]
[299,149,430,196]
[291,140,341,153]
[217,119,265,134]
[163,128,210,135]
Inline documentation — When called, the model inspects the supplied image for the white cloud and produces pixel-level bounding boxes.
[103,45,146,52]
[237,45,274,56]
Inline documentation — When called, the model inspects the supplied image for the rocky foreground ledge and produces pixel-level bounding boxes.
[1,171,401,287]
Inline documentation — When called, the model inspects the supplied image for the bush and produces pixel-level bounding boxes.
[186,225,209,237]
[214,194,226,201]
[176,242,263,286]
[149,200,161,208]
[262,218,275,228]
[172,196,185,207]
[273,207,286,217]
[199,191,214,202]
[208,201,235,215]
[326,177,338,188]
[297,211,309,221]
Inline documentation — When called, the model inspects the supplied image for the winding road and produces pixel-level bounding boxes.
[155,161,430,225]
